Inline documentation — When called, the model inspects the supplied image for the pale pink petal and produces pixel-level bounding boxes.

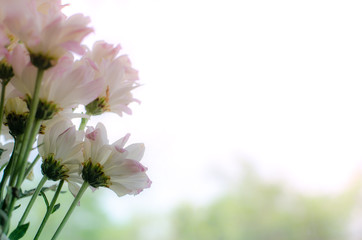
[108,182,131,197]
[112,133,130,153]
[124,143,145,162]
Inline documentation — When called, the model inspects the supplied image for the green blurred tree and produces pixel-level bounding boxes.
[171,165,359,240]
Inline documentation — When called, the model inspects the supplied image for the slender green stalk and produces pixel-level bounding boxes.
[16,119,41,186]
[51,182,89,240]
[3,68,44,234]
[0,80,8,134]
[3,167,45,234]
[18,175,47,226]
[0,137,22,205]
[14,68,44,184]
[79,117,89,131]
[34,180,64,240]
[7,135,24,188]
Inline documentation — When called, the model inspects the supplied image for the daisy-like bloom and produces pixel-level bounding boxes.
[11,52,103,120]
[84,41,140,117]
[3,0,92,69]
[38,119,84,195]
[82,123,151,197]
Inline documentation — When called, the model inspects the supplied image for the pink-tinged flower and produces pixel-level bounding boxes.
[84,41,140,117]
[86,41,121,65]
[82,123,151,197]
[10,52,103,120]
[3,0,92,67]
[38,119,84,195]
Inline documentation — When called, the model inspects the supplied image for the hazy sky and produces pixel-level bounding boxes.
[62,0,362,219]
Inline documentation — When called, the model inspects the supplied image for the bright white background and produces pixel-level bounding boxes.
[63,0,362,220]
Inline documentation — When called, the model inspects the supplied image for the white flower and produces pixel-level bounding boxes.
[82,123,151,197]
[84,41,140,116]
[38,119,84,195]
[3,0,92,67]
[11,53,103,119]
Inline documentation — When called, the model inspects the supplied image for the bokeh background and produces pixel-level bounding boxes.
[13,0,362,239]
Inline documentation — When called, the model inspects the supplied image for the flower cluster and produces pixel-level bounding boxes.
[0,1,150,239]
[39,120,151,197]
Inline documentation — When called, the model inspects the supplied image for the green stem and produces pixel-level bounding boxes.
[0,137,22,206]
[4,66,44,233]
[79,117,89,131]
[0,80,8,134]
[51,182,89,240]
[16,119,41,186]
[14,68,44,184]
[7,136,23,188]
[34,180,64,240]
[3,69,44,233]
[18,176,47,226]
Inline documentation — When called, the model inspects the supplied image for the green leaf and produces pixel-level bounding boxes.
[20,184,58,199]
[13,205,21,211]
[9,222,29,240]
[51,203,60,214]
[40,191,49,209]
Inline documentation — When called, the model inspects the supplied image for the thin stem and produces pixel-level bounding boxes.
[3,69,44,233]
[18,175,47,226]
[51,182,89,240]
[34,180,64,240]
[7,135,24,188]
[0,137,22,205]
[16,119,42,186]
[15,68,44,184]
[79,117,89,131]
[0,80,8,134]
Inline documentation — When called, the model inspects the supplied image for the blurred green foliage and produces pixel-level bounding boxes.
[171,167,359,240]
[13,165,361,240]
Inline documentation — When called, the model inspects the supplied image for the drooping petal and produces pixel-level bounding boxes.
[110,172,151,195]
[108,182,131,197]
[112,133,130,153]
[68,181,80,197]
[124,143,145,162]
